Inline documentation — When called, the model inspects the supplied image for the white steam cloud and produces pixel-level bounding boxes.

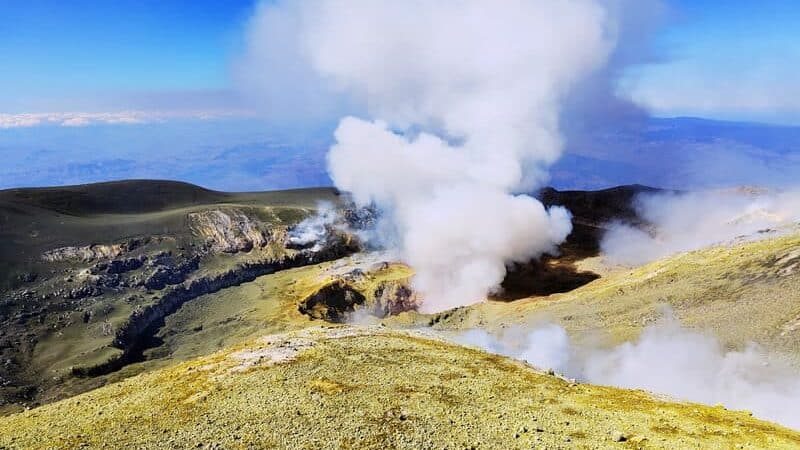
[602,189,800,265]
[456,313,800,430]
[242,0,648,312]
[287,202,341,252]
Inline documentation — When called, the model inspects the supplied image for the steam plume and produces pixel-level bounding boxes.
[602,189,800,265]
[456,313,800,429]
[241,0,657,311]
[287,202,340,252]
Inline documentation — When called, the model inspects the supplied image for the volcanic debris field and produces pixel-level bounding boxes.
[0,180,799,449]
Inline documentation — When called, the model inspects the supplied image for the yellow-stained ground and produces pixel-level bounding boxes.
[2,326,798,450]
[141,255,414,365]
[5,226,800,448]
[392,233,800,363]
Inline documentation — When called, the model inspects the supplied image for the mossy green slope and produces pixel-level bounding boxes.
[2,326,798,450]
[142,256,413,366]
[0,181,344,412]
[0,180,339,286]
[403,232,800,360]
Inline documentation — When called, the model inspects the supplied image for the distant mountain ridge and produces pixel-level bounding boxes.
[2,116,799,192]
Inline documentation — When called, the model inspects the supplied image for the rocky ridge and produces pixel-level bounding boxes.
[0,195,362,411]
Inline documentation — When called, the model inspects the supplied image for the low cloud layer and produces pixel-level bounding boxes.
[0,110,250,129]
[602,189,800,265]
[455,314,800,430]
[626,64,800,126]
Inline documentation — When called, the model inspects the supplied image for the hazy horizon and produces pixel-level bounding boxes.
[3,0,800,192]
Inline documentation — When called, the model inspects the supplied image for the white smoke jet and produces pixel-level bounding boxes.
[602,189,800,265]
[460,323,573,374]
[287,202,340,251]
[241,0,654,311]
[454,314,800,430]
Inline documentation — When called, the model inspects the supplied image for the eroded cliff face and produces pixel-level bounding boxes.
[78,241,358,377]
[188,209,275,253]
[41,240,144,262]
[0,203,362,412]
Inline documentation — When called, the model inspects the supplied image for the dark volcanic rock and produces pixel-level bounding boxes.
[299,281,367,323]
[64,284,102,300]
[95,274,121,288]
[538,185,660,228]
[142,268,181,291]
[97,256,146,275]
[15,272,37,284]
[343,205,379,230]
[141,257,199,290]
[298,278,419,323]
[373,282,418,316]
[75,240,358,377]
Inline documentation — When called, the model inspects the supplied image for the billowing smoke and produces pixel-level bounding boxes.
[602,189,800,265]
[240,0,658,312]
[455,312,800,429]
[287,202,340,251]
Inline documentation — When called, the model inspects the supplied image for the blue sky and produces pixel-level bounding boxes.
[1,0,798,120]
[0,0,254,112]
[623,0,800,124]
[0,1,799,191]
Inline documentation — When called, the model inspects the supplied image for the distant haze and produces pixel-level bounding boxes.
[2,116,800,193]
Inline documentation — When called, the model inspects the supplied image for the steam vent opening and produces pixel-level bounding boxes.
[299,279,419,323]
[494,255,600,301]
[299,282,367,323]
[487,185,659,301]
[491,218,606,301]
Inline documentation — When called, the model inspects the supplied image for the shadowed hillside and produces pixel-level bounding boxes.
[494,184,661,300]
[0,180,351,412]
[0,180,229,215]
[0,180,340,288]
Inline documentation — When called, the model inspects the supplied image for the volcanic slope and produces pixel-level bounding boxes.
[0,180,353,412]
[1,326,798,450]
[402,230,800,362]
[0,181,647,413]
[4,181,800,447]
[79,183,800,387]
[0,179,341,285]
